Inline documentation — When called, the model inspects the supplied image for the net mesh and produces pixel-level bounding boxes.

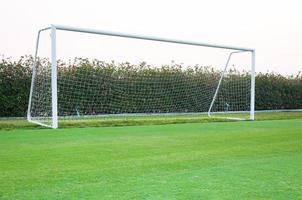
[28,30,252,127]
[29,59,53,126]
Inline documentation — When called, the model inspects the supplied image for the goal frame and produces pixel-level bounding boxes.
[27,24,255,129]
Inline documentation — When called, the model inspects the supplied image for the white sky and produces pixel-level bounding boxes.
[1,0,301,75]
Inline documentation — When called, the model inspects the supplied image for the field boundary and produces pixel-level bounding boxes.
[0,110,302,130]
[1,109,301,121]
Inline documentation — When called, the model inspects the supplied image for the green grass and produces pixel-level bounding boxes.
[1,111,302,130]
[1,118,302,199]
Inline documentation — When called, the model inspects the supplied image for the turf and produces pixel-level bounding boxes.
[1,111,302,129]
[1,119,302,199]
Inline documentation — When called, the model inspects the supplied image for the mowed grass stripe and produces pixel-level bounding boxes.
[0,119,302,199]
[1,111,302,130]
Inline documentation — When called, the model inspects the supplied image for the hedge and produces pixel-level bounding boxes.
[0,56,301,117]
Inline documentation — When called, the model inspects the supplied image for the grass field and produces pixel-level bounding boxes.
[1,111,302,129]
[1,113,302,199]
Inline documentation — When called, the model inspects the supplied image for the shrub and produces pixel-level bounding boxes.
[0,56,301,117]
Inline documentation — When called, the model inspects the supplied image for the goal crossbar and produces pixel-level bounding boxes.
[45,24,255,51]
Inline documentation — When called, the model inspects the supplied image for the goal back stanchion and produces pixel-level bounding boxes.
[27,24,255,128]
[27,27,53,128]
[207,50,255,120]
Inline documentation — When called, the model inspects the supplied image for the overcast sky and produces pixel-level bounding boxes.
[1,0,301,75]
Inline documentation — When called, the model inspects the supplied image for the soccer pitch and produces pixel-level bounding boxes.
[1,115,302,199]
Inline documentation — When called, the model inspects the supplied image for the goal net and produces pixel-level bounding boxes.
[28,25,255,128]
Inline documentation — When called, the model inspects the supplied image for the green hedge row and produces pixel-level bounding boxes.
[0,56,301,117]
[0,57,33,117]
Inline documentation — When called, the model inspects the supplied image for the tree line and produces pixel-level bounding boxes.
[1,56,301,117]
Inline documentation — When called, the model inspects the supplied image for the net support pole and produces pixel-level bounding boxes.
[51,25,58,128]
[207,51,234,118]
[250,50,256,120]
[207,50,247,119]
[27,30,41,121]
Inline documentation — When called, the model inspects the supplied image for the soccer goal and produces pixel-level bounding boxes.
[27,24,255,128]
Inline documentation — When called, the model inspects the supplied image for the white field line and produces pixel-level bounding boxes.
[1,109,302,120]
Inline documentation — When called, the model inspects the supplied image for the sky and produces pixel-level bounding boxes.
[0,0,301,75]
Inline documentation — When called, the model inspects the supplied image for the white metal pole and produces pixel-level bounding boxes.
[52,24,254,52]
[51,25,58,128]
[208,50,246,118]
[208,52,234,117]
[27,31,41,121]
[250,50,256,120]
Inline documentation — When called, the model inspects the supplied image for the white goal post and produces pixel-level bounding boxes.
[27,24,255,129]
